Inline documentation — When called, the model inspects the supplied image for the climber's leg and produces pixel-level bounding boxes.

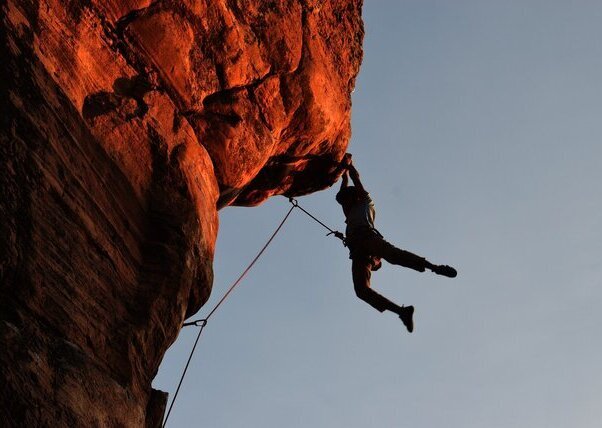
[351,258,401,313]
[351,257,415,332]
[361,234,457,277]
[362,235,427,272]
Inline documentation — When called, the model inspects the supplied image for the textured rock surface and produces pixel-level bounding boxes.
[0,0,363,426]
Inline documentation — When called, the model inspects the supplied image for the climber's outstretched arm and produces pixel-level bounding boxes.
[340,170,349,190]
[339,153,352,190]
[348,163,366,194]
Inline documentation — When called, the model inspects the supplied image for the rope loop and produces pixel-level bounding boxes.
[163,204,295,427]
[163,197,345,426]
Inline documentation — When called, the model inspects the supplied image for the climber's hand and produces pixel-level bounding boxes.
[341,153,353,168]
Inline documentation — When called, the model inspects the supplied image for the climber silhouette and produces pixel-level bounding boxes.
[335,155,457,332]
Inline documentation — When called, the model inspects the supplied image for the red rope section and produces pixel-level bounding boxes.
[162,204,296,427]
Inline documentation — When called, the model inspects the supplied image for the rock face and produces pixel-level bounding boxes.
[0,0,363,426]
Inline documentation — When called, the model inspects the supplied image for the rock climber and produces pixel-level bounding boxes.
[335,155,457,332]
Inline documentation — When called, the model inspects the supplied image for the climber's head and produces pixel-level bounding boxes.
[336,186,361,210]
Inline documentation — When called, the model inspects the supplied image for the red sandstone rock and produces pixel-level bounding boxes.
[0,0,363,426]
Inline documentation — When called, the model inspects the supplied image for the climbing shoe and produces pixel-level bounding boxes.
[432,264,457,278]
[399,305,414,333]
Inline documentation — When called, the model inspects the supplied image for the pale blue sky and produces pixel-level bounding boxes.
[154,2,602,427]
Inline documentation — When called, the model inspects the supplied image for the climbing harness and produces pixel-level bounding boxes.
[162,197,344,427]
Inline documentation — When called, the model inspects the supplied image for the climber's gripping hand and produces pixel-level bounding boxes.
[341,153,353,169]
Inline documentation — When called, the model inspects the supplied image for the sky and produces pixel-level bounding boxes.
[154,2,602,427]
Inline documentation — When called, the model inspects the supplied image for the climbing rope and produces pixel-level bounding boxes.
[161,319,207,428]
[288,197,346,244]
[163,197,344,427]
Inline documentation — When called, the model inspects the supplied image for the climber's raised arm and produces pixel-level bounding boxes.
[340,170,349,190]
[339,153,352,190]
[347,163,366,194]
